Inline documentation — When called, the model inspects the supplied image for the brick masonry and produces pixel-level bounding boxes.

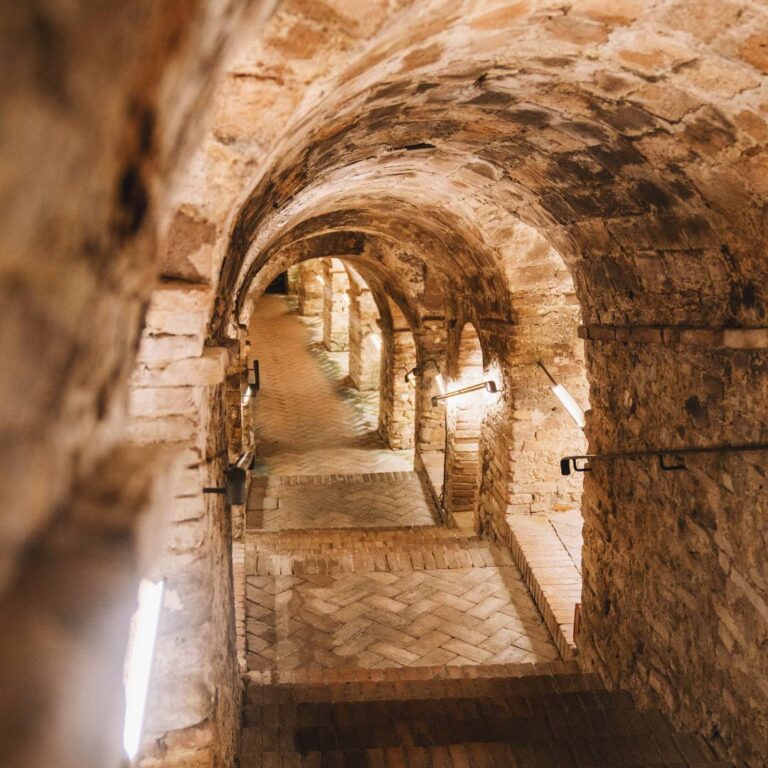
[5,3,768,768]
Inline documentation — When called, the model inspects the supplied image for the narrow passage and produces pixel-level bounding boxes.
[244,295,556,678]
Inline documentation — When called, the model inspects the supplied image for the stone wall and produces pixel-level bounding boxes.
[127,280,241,767]
[580,335,768,767]
[0,2,266,765]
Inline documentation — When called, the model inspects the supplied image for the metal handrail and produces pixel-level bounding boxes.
[560,443,768,476]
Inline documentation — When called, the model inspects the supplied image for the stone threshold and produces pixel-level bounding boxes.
[252,470,419,486]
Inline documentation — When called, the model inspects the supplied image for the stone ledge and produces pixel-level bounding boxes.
[579,324,768,348]
[490,510,582,661]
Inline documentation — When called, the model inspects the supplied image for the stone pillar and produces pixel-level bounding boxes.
[414,319,448,453]
[348,276,380,391]
[322,258,350,351]
[127,282,240,768]
[286,265,300,297]
[379,324,417,450]
[476,363,513,537]
[297,260,324,316]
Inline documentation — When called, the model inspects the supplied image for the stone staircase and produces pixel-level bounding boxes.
[241,662,726,768]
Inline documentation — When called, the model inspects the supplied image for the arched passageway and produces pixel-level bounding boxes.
[3,3,768,768]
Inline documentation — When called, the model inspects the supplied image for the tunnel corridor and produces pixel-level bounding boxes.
[2,2,768,768]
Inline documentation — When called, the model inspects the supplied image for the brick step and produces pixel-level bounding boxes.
[241,665,722,767]
[247,686,639,729]
[245,661,580,690]
[246,543,508,576]
[248,526,478,545]
[245,526,509,576]
[289,709,679,753]
[251,471,421,487]
[246,736,724,767]
[285,688,639,728]
[247,675,609,715]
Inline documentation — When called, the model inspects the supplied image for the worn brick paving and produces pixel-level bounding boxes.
[245,533,558,674]
[241,663,726,768]
[247,472,439,530]
[248,296,412,477]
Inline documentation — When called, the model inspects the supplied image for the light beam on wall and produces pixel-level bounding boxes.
[315,275,325,286]
[123,578,165,761]
[538,361,586,429]
[369,333,382,350]
[431,380,497,407]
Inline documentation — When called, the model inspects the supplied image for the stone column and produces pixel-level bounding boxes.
[414,319,448,453]
[322,258,350,351]
[379,324,417,449]
[297,260,324,316]
[286,265,300,297]
[348,277,381,391]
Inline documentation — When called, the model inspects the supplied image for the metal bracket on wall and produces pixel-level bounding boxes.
[248,360,260,392]
[559,443,768,476]
[203,451,255,503]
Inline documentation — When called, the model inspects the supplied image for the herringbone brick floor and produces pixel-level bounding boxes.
[245,296,557,677]
[245,523,558,675]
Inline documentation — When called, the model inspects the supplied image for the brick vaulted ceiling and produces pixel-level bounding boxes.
[180,0,768,339]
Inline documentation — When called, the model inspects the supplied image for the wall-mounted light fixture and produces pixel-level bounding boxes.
[123,578,165,761]
[538,361,586,429]
[404,360,446,395]
[404,359,440,384]
[431,380,497,407]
